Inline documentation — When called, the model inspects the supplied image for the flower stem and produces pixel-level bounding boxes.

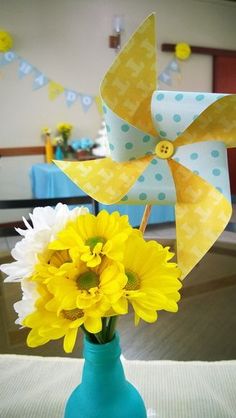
[94,332,105,344]
[81,317,118,345]
[80,325,97,344]
[106,316,118,342]
[101,317,107,341]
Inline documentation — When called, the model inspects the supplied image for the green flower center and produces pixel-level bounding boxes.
[76,271,99,290]
[62,308,84,321]
[85,236,106,251]
[125,270,140,291]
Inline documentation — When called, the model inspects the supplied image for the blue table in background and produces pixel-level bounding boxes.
[30,163,175,227]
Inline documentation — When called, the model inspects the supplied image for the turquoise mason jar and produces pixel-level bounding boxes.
[64,334,147,418]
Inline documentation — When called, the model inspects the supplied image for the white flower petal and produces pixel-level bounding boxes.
[0,204,89,283]
[14,278,39,325]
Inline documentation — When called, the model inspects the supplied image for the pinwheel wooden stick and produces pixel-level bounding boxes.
[139,205,152,234]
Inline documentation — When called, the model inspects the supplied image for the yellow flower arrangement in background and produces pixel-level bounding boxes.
[41,126,51,136]
[40,123,74,160]
[57,122,73,138]
[56,122,73,158]
[1,206,182,353]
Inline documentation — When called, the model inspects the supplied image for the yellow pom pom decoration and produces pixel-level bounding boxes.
[0,30,13,52]
[175,42,191,60]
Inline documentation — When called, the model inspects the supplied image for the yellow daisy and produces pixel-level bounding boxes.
[23,279,104,353]
[24,305,102,353]
[49,210,134,267]
[112,235,182,324]
[31,246,127,317]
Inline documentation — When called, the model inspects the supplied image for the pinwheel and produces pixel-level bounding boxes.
[55,14,236,279]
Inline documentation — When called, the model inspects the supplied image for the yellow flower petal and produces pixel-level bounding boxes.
[132,301,158,323]
[69,317,85,328]
[39,328,65,340]
[27,328,50,347]
[84,316,102,333]
[63,328,78,353]
[112,297,128,314]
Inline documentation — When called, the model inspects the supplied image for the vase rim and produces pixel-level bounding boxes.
[83,332,121,360]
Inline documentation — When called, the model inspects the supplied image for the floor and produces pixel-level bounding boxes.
[0,206,235,361]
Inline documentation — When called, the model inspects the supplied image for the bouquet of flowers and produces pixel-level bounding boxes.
[41,127,51,136]
[1,204,182,353]
[56,122,73,158]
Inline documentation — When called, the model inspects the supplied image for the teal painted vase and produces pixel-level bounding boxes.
[64,334,147,418]
[55,145,64,160]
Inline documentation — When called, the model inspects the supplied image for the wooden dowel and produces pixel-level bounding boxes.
[139,204,152,234]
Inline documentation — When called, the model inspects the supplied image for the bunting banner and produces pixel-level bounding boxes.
[65,89,79,107]
[79,94,94,112]
[158,58,181,86]
[158,43,191,87]
[0,50,17,66]
[32,70,49,90]
[0,50,96,113]
[18,59,33,79]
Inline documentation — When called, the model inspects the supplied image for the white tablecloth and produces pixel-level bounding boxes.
[0,355,235,418]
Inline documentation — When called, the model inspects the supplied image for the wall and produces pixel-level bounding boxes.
[0,0,236,221]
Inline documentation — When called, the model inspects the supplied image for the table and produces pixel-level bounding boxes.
[0,355,235,418]
[30,164,175,227]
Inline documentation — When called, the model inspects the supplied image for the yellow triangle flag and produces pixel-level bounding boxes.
[95,95,103,115]
[48,81,64,101]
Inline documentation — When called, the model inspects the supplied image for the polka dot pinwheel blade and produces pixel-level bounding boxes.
[151,90,219,141]
[169,159,232,279]
[174,94,236,149]
[172,141,231,202]
[101,13,157,136]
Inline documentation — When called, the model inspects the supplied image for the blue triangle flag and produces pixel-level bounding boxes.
[65,89,79,107]
[18,59,33,79]
[167,59,180,73]
[158,69,172,86]
[79,94,93,112]
[0,51,17,66]
[32,70,49,90]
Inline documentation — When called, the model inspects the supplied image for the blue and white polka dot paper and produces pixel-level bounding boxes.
[173,141,230,201]
[151,91,227,140]
[102,102,158,162]
[122,158,176,205]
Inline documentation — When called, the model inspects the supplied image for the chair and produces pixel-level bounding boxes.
[0,196,99,237]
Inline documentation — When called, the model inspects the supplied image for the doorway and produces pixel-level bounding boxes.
[213,55,236,195]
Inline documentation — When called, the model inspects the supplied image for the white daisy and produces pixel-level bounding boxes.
[0,203,88,282]
[14,278,39,326]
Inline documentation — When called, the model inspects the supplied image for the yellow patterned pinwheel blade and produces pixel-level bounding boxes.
[174,95,236,149]
[101,13,157,136]
[169,159,232,279]
[54,156,152,204]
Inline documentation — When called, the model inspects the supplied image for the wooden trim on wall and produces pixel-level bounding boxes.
[162,44,236,57]
[0,146,46,157]
[0,147,103,160]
